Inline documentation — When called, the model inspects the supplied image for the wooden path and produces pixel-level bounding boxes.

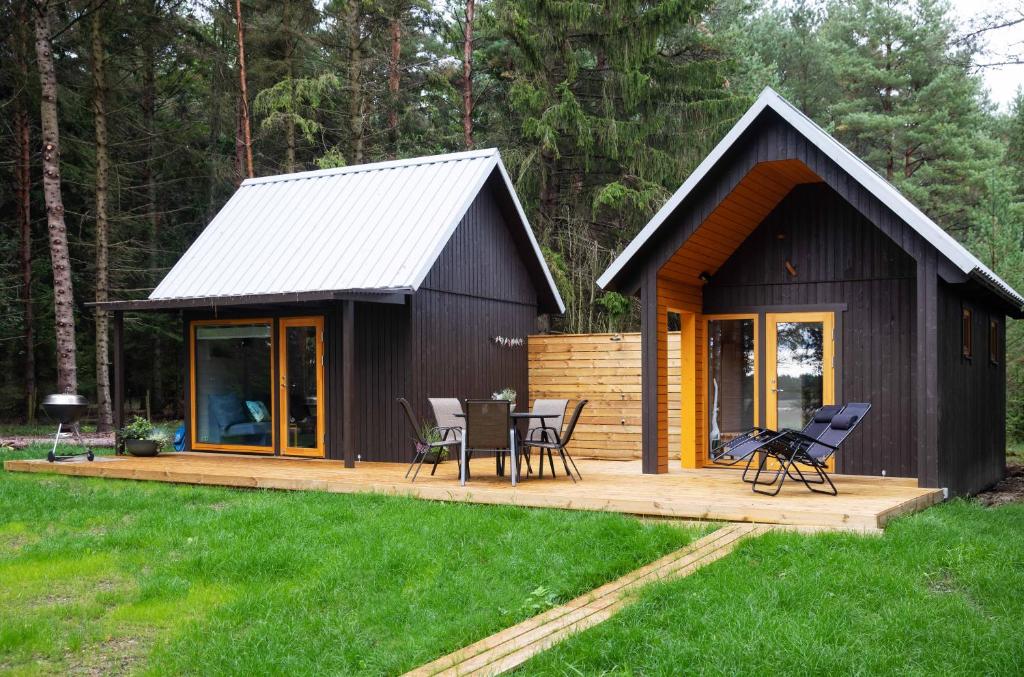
[404,524,767,677]
[4,453,942,532]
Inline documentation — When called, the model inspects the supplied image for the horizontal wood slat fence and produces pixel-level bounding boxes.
[528,332,681,460]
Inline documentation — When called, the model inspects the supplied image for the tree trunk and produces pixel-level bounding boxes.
[91,10,113,432]
[142,41,164,415]
[387,13,402,157]
[284,0,296,172]
[235,0,254,178]
[462,0,475,150]
[15,10,36,422]
[34,0,78,395]
[347,0,364,164]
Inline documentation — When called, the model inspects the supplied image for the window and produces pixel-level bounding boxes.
[990,317,1000,365]
[191,320,273,449]
[961,306,972,359]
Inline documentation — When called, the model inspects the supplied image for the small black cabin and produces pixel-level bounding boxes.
[100,149,563,466]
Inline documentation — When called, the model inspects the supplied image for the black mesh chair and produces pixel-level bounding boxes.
[520,400,587,482]
[397,398,462,482]
[461,400,516,486]
[751,403,872,496]
[712,404,846,485]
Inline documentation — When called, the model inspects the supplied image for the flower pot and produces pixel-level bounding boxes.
[124,439,160,457]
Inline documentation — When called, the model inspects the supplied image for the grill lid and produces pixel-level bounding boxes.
[42,393,88,406]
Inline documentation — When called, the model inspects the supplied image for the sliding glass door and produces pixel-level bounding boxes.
[191,319,275,453]
[189,316,324,457]
[704,311,835,466]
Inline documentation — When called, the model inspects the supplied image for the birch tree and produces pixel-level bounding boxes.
[91,6,113,431]
[33,0,78,395]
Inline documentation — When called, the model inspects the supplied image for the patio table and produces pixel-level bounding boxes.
[454,411,555,487]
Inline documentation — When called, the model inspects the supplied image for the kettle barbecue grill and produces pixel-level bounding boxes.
[41,393,95,463]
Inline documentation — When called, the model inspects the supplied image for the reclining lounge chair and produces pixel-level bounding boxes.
[749,403,871,496]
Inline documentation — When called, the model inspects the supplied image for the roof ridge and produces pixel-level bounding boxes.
[242,148,499,186]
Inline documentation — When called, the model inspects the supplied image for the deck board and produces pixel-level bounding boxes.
[3,453,943,531]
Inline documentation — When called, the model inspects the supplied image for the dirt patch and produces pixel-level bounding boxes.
[0,433,115,449]
[67,635,148,677]
[975,460,1024,507]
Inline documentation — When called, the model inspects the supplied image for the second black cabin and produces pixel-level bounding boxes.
[598,88,1022,496]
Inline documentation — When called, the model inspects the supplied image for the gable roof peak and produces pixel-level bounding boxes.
[597,89,1022,310]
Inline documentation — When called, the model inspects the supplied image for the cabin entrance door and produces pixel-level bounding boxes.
[764,312,835,434]
[278,317,325,458]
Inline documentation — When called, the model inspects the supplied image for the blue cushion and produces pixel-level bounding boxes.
[813,405,843,423]
[830,413,859,430]
[246,400,270,422]
[209,393,250,428]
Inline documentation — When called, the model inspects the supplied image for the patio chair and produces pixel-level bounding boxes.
[428,398,464,445]
[460,399,515,486]
[397,398,462,482]
[521,399,568,476]
[520,400,587,482]
[750,403,871,496]
[710,404,846,484]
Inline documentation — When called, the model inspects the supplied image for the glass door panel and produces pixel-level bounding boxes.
[191,320,274,453]
[766,312,834,433]
[279,317,324,457]
[706,316,758,455]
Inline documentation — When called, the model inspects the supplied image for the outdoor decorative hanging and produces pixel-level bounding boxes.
[491,335,525,348]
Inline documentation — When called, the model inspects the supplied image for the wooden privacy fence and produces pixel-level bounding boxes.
[528,332,681,460]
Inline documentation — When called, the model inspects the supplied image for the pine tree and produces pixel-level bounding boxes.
[482,0,740,331]
[823,0,994,230]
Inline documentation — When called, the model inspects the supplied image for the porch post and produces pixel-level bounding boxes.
[112,310,125,453]
[915,248,940,488]
[640,268,663,474]
[342,300,356,468]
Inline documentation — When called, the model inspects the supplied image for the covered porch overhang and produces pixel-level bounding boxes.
[90,289,408,468]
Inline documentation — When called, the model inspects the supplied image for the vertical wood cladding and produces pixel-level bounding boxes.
[350,184,540,462]
[937,284,1006,494]
[705,183,917,478]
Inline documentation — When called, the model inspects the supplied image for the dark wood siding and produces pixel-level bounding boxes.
[352,184,540,462]
[937,283,1006,494]
[421,182,537,305]
[705,183,917,477]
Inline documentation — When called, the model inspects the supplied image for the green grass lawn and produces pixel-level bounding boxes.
[518,500,1024,675]
[0,445,705,675]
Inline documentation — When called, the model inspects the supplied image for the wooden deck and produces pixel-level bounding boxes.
[4,453,943,531]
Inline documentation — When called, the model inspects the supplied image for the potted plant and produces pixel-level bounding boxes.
[492,387,517,411]
[417,423,449,464]
[120,416,167,457]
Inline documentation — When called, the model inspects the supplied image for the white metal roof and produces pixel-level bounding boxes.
[150,148,565,313]
[597,88,1023,308]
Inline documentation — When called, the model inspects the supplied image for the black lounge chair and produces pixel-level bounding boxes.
[397,398,462,482]
[711,404,846,484]
[750,403,871,496]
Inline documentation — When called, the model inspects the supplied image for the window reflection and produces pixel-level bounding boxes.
[708,319,755,451]
[775,321,823,430]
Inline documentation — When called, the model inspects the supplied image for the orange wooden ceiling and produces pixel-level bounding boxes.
[658,160,822,284]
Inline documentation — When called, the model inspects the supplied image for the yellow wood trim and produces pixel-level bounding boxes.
[278,316,326,458]
[765,312,835,471]
[701,313,759,468]
[680,312,697,468]
[189,318,275,454]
